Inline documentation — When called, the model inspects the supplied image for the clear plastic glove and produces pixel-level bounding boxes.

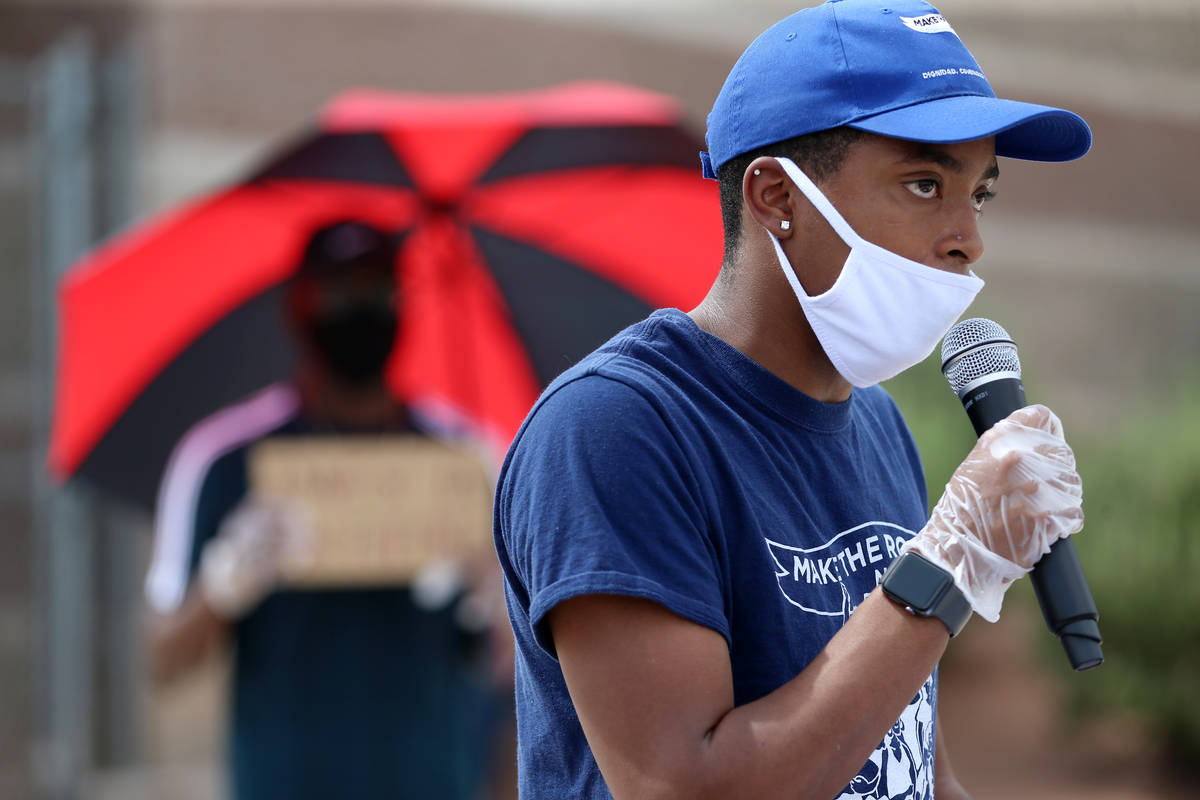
[199,499,312,620]
[411,559,467,612]
[903,404,1084,623]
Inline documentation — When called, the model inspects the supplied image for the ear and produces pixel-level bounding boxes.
[743,156,796,240]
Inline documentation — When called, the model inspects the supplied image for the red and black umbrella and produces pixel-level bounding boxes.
[50,82,722,510]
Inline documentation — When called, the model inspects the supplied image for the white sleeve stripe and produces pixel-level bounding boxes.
[144,383,300,613]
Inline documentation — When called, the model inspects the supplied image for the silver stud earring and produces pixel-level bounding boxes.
[781,220,791,231]
[956,234,963,241]
[753,169,761,176]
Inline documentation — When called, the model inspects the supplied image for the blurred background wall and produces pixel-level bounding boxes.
[0,1,1196,798]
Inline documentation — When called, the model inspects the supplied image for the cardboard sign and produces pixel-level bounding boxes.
[249,435,495,586]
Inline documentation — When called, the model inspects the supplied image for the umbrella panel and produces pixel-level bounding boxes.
[390,218,543,454]
[78,285,296,509]
[251,130,414,187]
[465,166,722,308]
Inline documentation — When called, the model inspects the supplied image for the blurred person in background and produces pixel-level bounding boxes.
[144,220,515,800]
[494,1,1091,798]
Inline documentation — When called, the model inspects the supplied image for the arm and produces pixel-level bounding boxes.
[147,589,230,684]
[545,405,1081,800]
[551,588,948,800]
[935,719,972,800]
[146,499,305,683]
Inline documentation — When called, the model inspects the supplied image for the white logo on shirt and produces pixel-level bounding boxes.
[764,521,913,616]
[764,521,934,799]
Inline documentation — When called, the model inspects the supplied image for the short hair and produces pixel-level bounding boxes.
[286,220,398,326]
[716,127,866,262]
[296,219,397,281]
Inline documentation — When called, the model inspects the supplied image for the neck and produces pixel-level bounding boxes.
[689,253,852,404]
[295,367,409,429]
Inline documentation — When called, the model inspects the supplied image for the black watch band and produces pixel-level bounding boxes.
[880,551,972,637]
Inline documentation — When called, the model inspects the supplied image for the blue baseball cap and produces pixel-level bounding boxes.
[700,0,1092,179]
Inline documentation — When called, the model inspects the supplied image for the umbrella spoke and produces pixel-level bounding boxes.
[467,226,653,387]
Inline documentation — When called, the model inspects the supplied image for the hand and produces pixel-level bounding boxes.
[412,556,515,685]
[199,499,312,620]
[904,404,1084,622]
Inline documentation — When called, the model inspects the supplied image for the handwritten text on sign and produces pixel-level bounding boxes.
[250,436,494,586]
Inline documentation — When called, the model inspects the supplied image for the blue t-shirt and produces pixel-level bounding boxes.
[495,309,936,800]
[146,385,500,800]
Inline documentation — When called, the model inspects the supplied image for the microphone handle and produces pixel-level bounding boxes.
[959,377,1104,671]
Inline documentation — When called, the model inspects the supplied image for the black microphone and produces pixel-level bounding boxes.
[940,318,1103,672]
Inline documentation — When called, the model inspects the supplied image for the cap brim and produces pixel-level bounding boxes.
[848,95,1092,162]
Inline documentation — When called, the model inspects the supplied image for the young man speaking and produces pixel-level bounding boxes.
[494,2,1091,798]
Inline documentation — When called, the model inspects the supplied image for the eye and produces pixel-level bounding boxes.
[904,179,940,200]
[972,189,997,213]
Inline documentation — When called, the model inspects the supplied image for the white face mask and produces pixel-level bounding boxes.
[768,156,984,389]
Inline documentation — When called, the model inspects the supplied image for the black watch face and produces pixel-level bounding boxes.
[886,554,950,608]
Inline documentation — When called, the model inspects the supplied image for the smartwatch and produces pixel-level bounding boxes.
[880,551,972,637]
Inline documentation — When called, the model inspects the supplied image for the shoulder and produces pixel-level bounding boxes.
[496,363,708,560]
[145,384,299,613]
[495,372,727,655]
[495,346,707,561]
[523,308,708,427]
[500,372,682,507]
[505,308,714,476]
[155,383,300,515]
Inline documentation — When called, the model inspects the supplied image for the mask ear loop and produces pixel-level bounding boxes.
[767,226,815,302]
[773,157,863,249]
[766,157,863,304]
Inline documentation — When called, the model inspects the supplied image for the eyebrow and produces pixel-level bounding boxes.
[901,147,999,182]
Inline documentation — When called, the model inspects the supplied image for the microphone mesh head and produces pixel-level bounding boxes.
[940,318,1021,395]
